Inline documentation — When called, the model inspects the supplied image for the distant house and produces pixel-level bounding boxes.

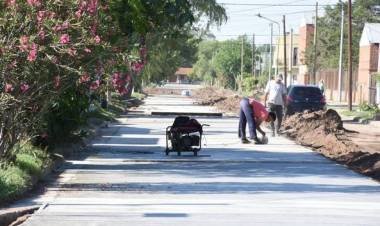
[274,32,300,85]
[169,67,193,83]
[358,23,380,104]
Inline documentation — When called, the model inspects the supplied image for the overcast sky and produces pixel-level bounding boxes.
[210,0,341,45]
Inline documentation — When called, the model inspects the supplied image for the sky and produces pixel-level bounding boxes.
[210,0,341,45]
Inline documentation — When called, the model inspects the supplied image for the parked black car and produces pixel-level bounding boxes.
[286,85,326,115]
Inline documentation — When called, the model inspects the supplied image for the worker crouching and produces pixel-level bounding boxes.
[238,98,276,144]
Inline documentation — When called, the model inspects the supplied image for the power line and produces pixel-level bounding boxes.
[228,0,309,13]
[229,9,316,16]
[220,3,333,7]
[214,34,297,37]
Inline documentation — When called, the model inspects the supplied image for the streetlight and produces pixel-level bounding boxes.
[256,13,281,80]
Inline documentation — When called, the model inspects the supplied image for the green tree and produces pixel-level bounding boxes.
[212,37,253,90]
[192,40,219,84]
[306,0,380,70]
[108,0,227,90]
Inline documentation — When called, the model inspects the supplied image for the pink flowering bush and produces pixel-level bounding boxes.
[0,0,146,158]
[0,0,157,160]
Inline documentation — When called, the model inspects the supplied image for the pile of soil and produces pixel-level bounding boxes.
[282,109,380,181]
[193,87,243,114]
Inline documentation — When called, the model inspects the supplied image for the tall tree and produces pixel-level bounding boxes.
[306,0,380,70]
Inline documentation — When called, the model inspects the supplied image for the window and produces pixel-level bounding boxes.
[293,47,298,66]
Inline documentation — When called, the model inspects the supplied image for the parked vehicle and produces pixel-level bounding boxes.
[286,85,326,115]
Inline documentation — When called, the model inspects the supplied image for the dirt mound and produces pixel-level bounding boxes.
[193,87,242,114]
[282,109,380,181]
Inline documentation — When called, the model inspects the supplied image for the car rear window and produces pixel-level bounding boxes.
[291,87,322,97]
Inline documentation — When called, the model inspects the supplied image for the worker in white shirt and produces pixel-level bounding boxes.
[264,74,287,137]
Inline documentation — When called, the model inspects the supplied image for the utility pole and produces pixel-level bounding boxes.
[338,2,345,102]
[283,15,288,88]
[252,34,256,77]
[313,1,319,85]
[289,28,294,85]
[348,0,353,111]
[269,23,273,81]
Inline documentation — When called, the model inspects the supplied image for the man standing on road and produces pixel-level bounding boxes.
[238,98,276,144]
[264,75,287,137]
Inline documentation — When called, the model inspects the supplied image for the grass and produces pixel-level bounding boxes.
[0,166,31,202]
[87,92,145,122]
[340,110,374,121]
[0,94,134,204]
[131,92,146,100]
[0,142,50,203]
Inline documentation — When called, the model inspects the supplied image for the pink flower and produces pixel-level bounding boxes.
[6,0,16,7]
[27,43,38,62]
[20,84,30,93]
[60,34,70,44]
[131,62,144,73]
[87,0,98,15]
[90,80,101,90]
[125,74,131,82]
[75,10,83,19]
[54,21,70,32]
[37,11,47,24]
[80,1,88,10]
[27,0,41,6]
[19,36,29,52]
[84,48,92,53]
[68,48,77,56]
[118,87,129,95]
[112,73,132,95]
[94,35,101,44]
[48,12,56,19]
[90,22,98,35]
[4,83,14,93]
[62,21,70,30]
[38,30,46,40]
[54,76,61,89]
[79,73,90,83]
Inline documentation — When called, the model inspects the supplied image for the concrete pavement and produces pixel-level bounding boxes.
[17,91,380,225]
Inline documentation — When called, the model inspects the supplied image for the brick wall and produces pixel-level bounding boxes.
[358,44,379,103]
[297,24,314,84]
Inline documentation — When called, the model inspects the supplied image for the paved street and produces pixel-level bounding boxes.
[19,91,380,225]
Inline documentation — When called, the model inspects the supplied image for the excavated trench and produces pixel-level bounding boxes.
[192,87,380,181]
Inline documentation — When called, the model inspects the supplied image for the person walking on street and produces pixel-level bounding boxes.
[319,79,325,95]
[264,75,287,137]
[238,98,276,144]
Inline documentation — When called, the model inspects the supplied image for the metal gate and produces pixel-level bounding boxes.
[369,73,377,104]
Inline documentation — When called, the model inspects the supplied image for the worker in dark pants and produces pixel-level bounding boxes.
[238,98,276,144]
[264,75,287,136]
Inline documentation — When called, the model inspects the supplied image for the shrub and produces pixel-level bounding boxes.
[359,102,380,113]
[0,166,30,202]
[13,142,48,176]
[15,154,43,176]
[42,87,90,144]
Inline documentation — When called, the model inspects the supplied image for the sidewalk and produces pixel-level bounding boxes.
[344,121,380,153]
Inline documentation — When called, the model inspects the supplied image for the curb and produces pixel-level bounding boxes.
[0,206,39,226]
